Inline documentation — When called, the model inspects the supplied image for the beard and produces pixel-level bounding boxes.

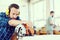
[52,15,54,17]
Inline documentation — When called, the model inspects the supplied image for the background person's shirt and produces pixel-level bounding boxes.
[0,12,20,40]
[46,16,54,31]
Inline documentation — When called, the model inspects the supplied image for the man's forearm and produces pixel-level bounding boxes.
[8,20,23,26]
[8,19,33,28]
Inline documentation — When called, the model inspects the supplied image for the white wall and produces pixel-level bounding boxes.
[19,0,29,21]
[0,0,20,12]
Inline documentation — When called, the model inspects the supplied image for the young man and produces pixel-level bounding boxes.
[46,11,55,35]
[0,4,31,40]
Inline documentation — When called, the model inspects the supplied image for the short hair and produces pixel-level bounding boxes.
[8,4,19,13]
[50,11,54,14]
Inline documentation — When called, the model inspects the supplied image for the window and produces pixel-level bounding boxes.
[30,0,46,29]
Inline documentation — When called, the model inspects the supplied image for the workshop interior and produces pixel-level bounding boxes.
[0,0,60,40]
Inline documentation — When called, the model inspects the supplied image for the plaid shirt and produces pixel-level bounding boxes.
[0,12,20,40]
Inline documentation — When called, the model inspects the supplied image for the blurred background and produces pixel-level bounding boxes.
[0,0,60,35]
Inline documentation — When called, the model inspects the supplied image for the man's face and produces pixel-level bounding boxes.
[9,7,20,19]
[50,13,54,17]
